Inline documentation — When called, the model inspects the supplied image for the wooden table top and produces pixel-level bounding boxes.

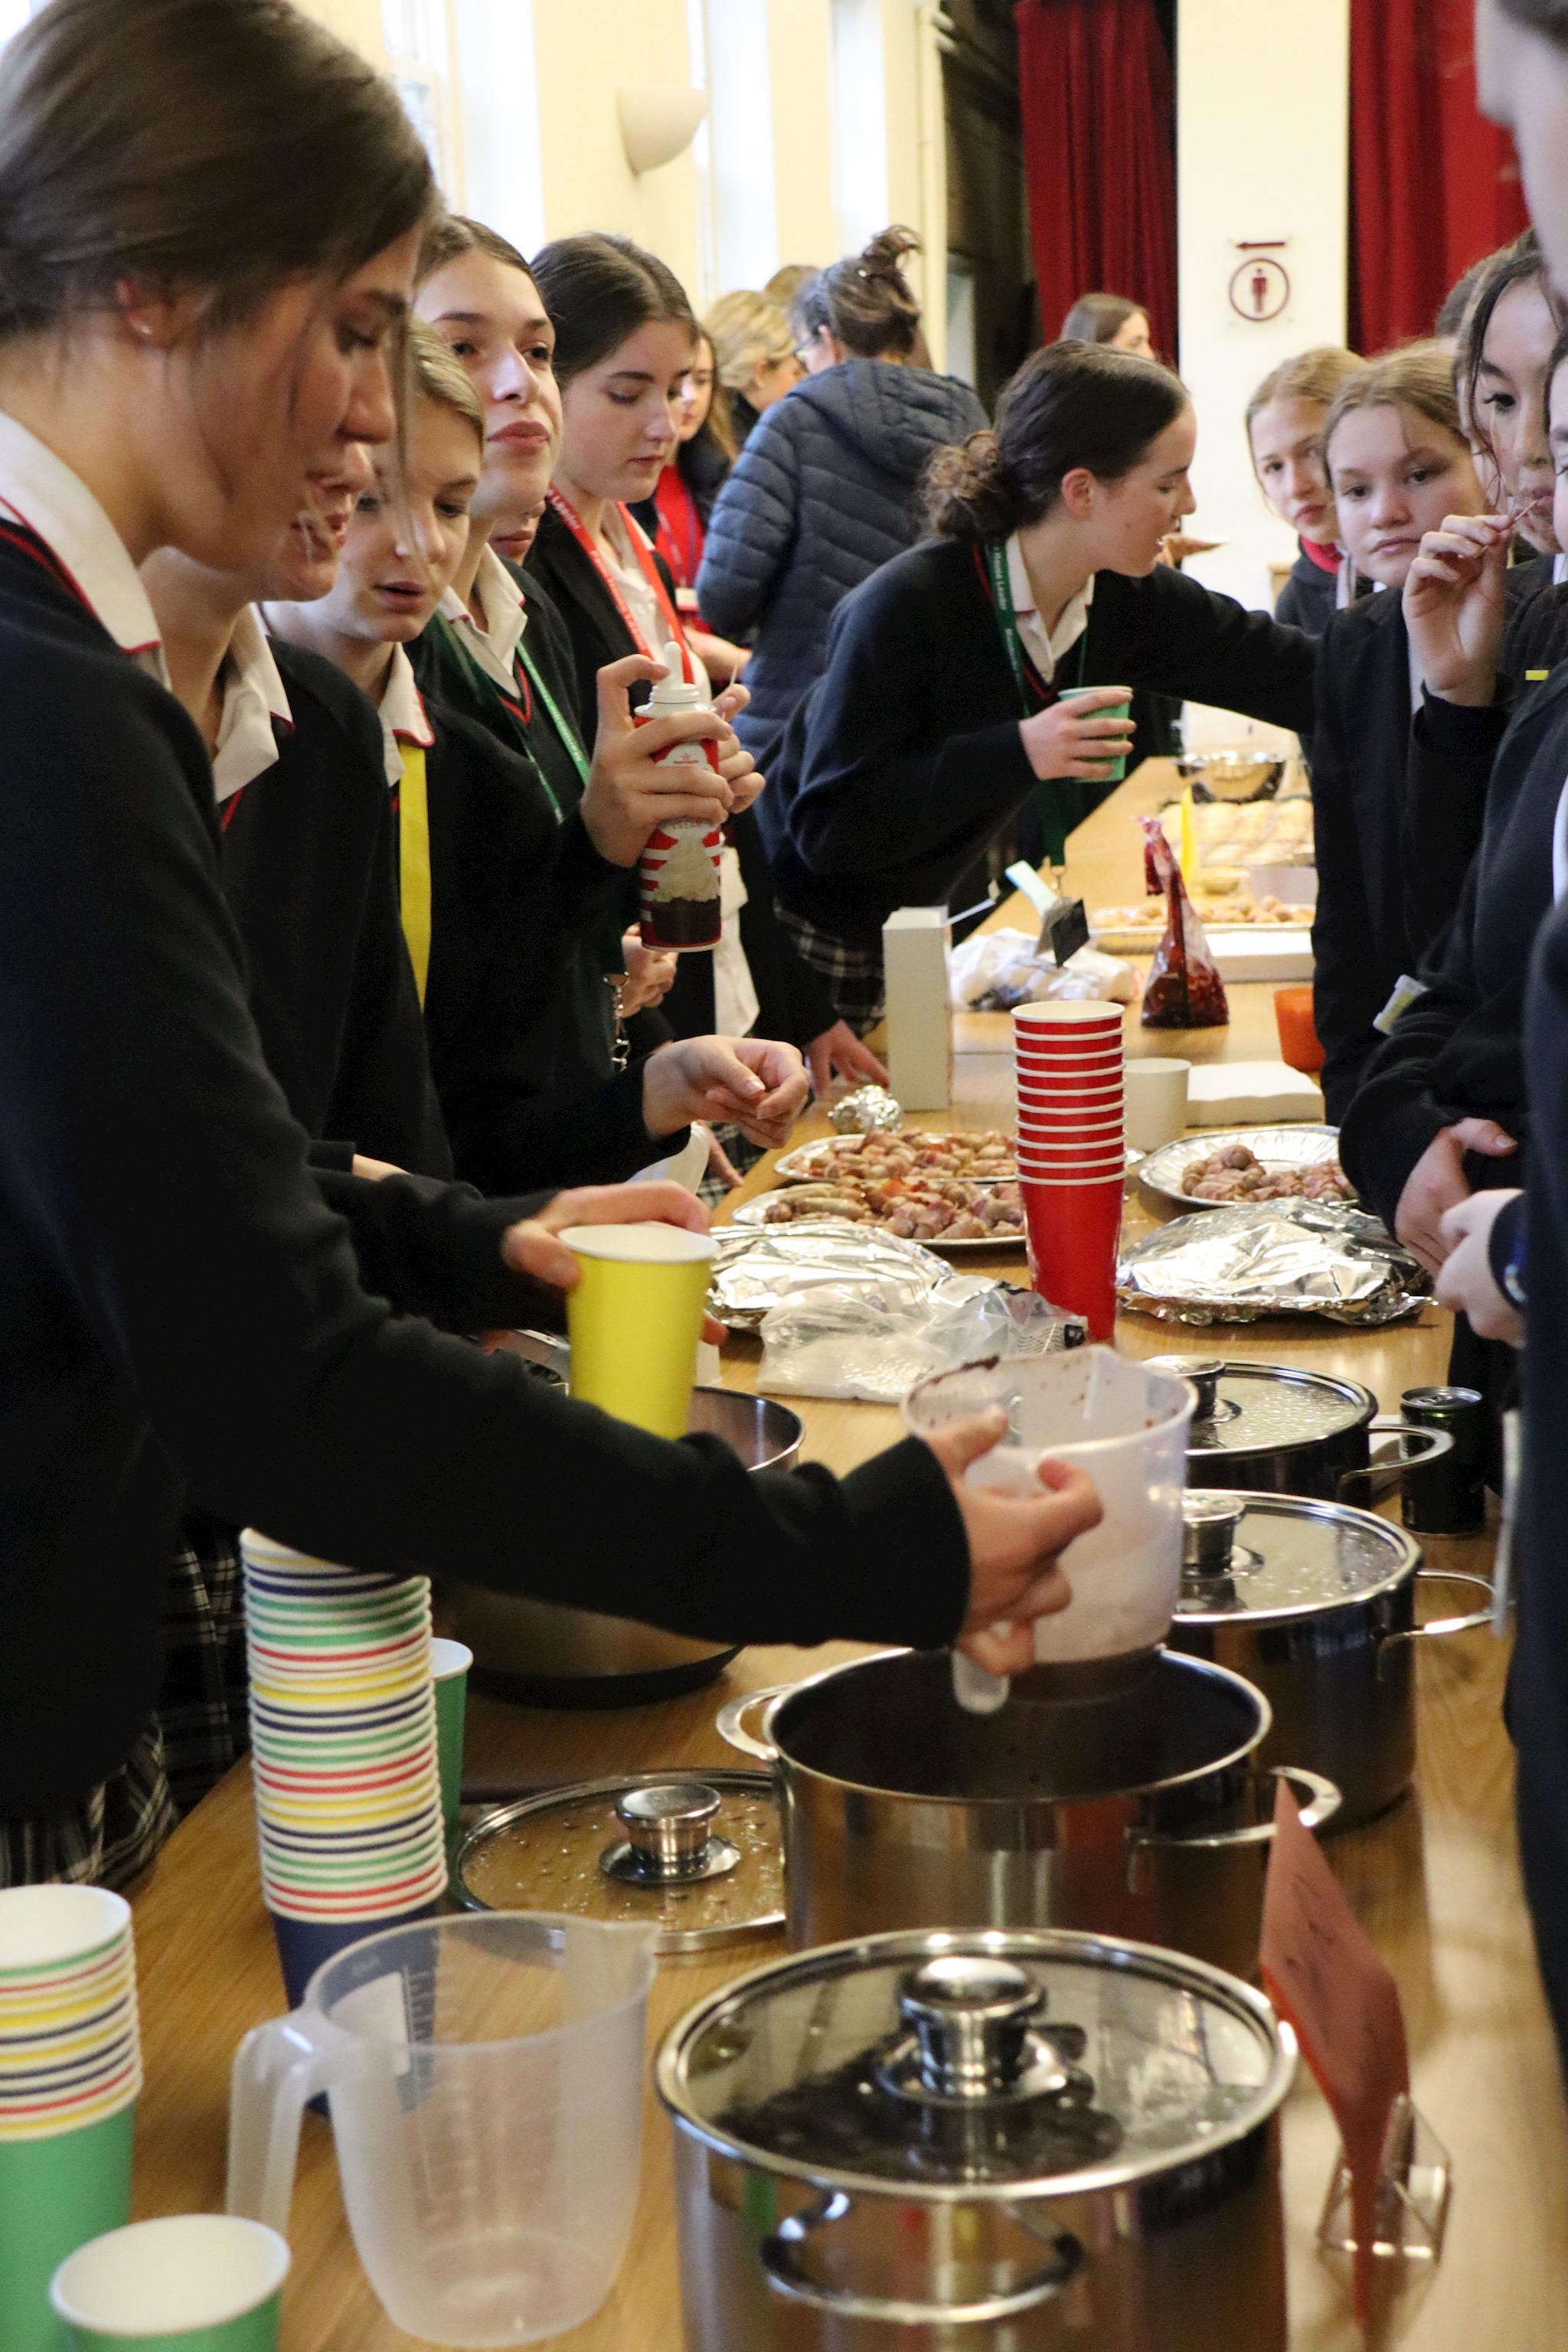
[125,763,1567,2349]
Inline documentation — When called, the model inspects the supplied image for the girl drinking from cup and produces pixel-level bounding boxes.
[1308,345,1488,1118]
[763,339,1318,1029]
[1245,347,1364,635]
[0,0,1102,1882]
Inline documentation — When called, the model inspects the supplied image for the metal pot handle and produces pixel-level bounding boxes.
[1130,1765,1342,1854]
[1377,1570,1494,1668]
[494,1327,571,1378]
[715,1686,786,1765]
[760,2189,1080,2324]
[1336,1417,1453,1507]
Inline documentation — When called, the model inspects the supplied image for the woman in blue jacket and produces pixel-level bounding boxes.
[695,228,987,782]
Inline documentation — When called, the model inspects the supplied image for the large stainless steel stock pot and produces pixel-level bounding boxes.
[1147,1357,1452,1511]
[1170,1491,1493,1828]
[719,1648,1338,1980]
[657,1926,1295,2350]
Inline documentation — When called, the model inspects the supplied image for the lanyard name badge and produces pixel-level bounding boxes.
[983,537,1086,871]
[547,487,694,680]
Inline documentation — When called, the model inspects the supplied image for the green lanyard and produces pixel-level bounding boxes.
[516,634,590,789]
[433,612,567,824]
[983,539,1087,865]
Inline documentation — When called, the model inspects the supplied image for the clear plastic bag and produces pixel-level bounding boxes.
[949,928,1137,1013]
[757,1279,1086,1404]
[1139,816,1229,1029]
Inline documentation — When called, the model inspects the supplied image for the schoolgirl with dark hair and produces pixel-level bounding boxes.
[697,226,987,782]
[760,339,1318,1025]
[0,0,1099,1876]
[527,231,887,1105]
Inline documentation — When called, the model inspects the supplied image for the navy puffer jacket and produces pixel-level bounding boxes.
[696,360,988,777]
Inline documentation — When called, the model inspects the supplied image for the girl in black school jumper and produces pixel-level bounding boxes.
[1308,346,1488,1122]
[526,233,887,1117]
[763,341,1318,1029]
[413,216,706,1096]
[265,326,812,1196]
[0,0,1102,1883]
[1245,346,1364,636]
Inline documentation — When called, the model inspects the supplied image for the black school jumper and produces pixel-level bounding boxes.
[1275,542,1340,638]
[0,524,970,1821]
[761,537,1318,949]
[411,567,623,1096]
[525,504,841,1050]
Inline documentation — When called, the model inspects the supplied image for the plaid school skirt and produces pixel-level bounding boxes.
[776,906,886,1035]
[0,1518,247,1891]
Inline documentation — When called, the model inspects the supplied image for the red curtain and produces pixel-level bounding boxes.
[1350,0,1528,351]
[1014,0,1178,365]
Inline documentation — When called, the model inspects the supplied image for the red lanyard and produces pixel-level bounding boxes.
[547,486,693,677]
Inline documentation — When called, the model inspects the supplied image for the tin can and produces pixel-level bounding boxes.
[1399,1385,1486,1535]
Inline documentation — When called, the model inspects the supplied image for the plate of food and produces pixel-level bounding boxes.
[1135,1126,1354,1212]
[773,1127,1017,1185]
[733,1171,1027,1250]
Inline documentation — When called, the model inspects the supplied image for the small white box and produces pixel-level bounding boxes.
[883,906,952,1110]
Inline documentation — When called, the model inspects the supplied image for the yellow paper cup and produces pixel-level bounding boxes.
[562,1223,717,1440]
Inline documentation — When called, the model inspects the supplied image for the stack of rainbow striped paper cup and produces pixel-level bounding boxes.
[241,1530,446,2006]
[1013,1000,1126,1340]
[0,1886,140,2352]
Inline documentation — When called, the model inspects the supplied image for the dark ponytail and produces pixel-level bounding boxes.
[925,340,1189,540]
[0,0,433,341]
[529,232,695,386]
[791,226,923,360]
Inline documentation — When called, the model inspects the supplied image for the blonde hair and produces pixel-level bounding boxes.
[1246,347,1365,446]
[407,316,483,449]
[1322,341,1468,472]
[705,289,794,391]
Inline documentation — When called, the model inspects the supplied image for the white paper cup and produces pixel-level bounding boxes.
[1124,1059,1191,1153]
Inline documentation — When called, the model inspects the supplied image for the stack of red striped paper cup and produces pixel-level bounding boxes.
[1013,1001,1125,1340]
[241,1530,446,2006]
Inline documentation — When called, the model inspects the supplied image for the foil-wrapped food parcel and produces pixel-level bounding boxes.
[1116,1201,1430,1327]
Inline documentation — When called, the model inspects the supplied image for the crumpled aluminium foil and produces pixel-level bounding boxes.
[709,1221,954,1330]
[1116,1202,1430,1327]
[828,1085,903,1135]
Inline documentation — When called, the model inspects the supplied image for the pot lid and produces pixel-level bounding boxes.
[657,1928,1294,2200]
[453,1769,783,1955]
[1149,1357,1373,1460]
[1176,1491,1420,1622]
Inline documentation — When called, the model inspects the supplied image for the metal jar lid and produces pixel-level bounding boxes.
[656,1927,1295,2200]
[1150,1357,1374,1461]
[453,1769,784,1955]
[1177,1490,1421,1623]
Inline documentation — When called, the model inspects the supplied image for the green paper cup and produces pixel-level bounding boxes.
[430,1638,472,1836]
[1057,684,1133,782]
[51,2216,287,2352]
[0,2106,135,2352]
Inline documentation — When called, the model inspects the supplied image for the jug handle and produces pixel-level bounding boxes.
[226,2011,364,2236]
[715,1687,787,1764]
[1129,1765,1342,1854]
[761,2190,1080,2324]
[1337,1419,1452,1508]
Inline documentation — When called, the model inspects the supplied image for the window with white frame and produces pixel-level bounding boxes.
[383,0,462,202]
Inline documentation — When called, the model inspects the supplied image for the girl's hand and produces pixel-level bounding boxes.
[806,1019,890,1099]
[1018,688,1135,782]
[1435,1189,1524,1344]
[922,1412,1103,1675]
[714,720,765,815]
[1393,1118,1517,1275]
[618,933,678,1015]
[580,653,735,865]
[499,1180,708,1292]
[1403,513,1511,705]
[642,1035,810,1148]
[689,629,750,688]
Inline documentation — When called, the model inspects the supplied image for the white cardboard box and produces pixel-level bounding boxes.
[883,906,952,1110]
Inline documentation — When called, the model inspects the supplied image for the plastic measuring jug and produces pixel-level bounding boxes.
[903,1347,1195,1711]
[227,1913,656,2347]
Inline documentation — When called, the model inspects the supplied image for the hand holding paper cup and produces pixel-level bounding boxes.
[563,1224,717,1439]
[1057,684,1135,782]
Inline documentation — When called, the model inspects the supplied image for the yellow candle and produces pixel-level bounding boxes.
[1180,786,1196,888]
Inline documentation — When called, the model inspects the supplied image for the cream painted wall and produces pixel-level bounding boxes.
[1177,0,1351,601]
[769,0,838,271]
[298,0,386,64]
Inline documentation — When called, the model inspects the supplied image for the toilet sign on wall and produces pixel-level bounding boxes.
[1229,244,1290,322]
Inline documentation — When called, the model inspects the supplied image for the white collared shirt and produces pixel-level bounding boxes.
[1004,532,1093,685]
[376,643,435,787]
[211,607,292,804]
[438,547,528,695]
[0,409,167,684]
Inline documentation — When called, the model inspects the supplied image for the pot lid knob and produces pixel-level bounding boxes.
[899,1955,1043,2099]
[614,1782,724,1878]
[1182,1489,1246,1573]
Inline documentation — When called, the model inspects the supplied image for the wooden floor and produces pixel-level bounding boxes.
[124,764,1568,2348]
